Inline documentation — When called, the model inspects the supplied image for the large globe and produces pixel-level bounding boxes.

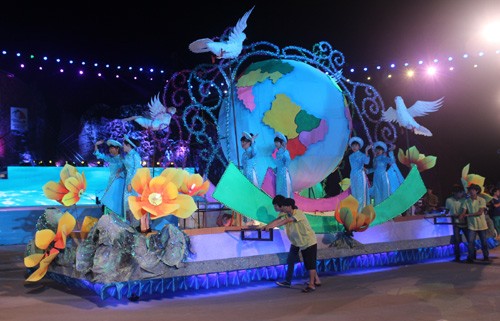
[218,59,351,192]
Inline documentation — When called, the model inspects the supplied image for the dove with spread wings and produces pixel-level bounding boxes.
[122,93,176,131]
[188,6,255,60]
[382,96,444,137]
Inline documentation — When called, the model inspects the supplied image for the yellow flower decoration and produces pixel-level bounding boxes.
[339,178,351,192]
[460,164,492,203]
[461,163,485,191]
[398,146,436,172]
[42,164,87,206]
[129,168,197,220]
[24,212,76,282]
[180,173,210,196]
[335,195,376,232]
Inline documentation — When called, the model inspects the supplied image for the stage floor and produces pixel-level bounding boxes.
[2,244,499,321]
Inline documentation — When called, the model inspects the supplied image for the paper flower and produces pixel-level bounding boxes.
[461,163,486,191]
[129,168,197,220]
[398,146,436,172]
[460,164,492,203]
[42,164,87,206]
[180,173,210,196]
[24,212,76,282]
[335,195,376,233]
[339,178,350,192]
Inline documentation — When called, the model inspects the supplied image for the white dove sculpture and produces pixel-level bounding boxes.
[188,6,255,60]
[122,93,176,131]
[382,96,444,137]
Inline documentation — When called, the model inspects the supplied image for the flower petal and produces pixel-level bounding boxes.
[81,216,98,234]
[171,194,198,219]
[144,202,180,219]
[162,181,180,200]
[131,168,151,195]
[61,190,79,207]
[418,156,437,172]
[149,175,168,193]
[59,164,77,182]
[160,168,188,188]
[24,253,45,268]
[64,176,82,194]
[54,212,76,249]
[25,252,59,282]
[34,229,56,250]
[42,181,68,203]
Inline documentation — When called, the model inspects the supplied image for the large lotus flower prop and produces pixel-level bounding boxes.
[335,195,376,233]
[42,164,87,206]
[129,168,200,221]
[398,146,436,172]
[24,212,76,282]
[460,164,492,202]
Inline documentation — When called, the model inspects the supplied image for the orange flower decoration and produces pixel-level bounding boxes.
[335,195,376,233]
[180,173,210,196]
[24,212,76,282]
[42,164,87,206]
[129,168,197,220]
[398,146,436,172]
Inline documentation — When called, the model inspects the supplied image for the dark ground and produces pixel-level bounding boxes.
[1,244,500,321]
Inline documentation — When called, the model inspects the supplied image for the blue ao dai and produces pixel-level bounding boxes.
[94,150,125,219]
[349,150,370,211]
[275,147,292,198]
[123,148,142,227]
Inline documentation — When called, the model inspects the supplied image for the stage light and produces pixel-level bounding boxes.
[406,69,415,78]
[427,66,437,76]
[390,64,395,68]
[387,74,392,78]
[482,21,500,43]
[367,76,371,80]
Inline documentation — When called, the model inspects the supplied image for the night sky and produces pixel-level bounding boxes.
[1,0,499,199]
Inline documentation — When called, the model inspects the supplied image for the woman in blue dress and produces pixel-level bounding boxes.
[274,132,293,198]
[367,141,395,206]
[94,139,125,220]
[240,132,259,187]
[122,135,143,230]
[240,132,259,225]
[348,137,371,211]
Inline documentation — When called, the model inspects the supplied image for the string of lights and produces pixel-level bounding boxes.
[2,47,499,82]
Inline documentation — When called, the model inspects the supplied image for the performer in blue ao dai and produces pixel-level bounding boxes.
[367,141,395,206]
[348,137,371,211]
[122,135,143,229]
[274,132,293,198]
[240,131,259,187]
[94,139,126,219]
